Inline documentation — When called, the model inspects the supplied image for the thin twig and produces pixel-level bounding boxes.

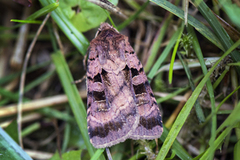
[88,0,127,19]
[17,13,51,148]
[52,20,64,54]
[0,90,87,118]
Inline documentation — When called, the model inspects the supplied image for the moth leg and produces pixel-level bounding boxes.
[72,75,86,84]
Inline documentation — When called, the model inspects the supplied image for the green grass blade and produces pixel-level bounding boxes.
[156,86,188,104]
[213,66,230,89]
[0,87,29,103]
[156,38,240,160]
[117,0,149,31]
[187,24,217,158]
[39,108,75,123]
[201,85,240,126]
[0,2,59,31]
[234,139,240,160]
[27,2,59,20]
[216,102,240,134]
[150,0,224,50]
[147,26,182,80]
[0,127,32,160]
[177,52,205,122]
[51,50,105,159]
[200,101,240,159]
[10,20,42,24]
[62,119,71,153]
[160,125,192,160]
[192,0,240,72]
[199,126,233,160]
[0,61,51,85]
[168,23,184,84]
[156,75,203,104]
[22,123,40,137]
[144,12,173,73]
[90,148,105,160]
[24,70,55,92]
[39,0,89,55]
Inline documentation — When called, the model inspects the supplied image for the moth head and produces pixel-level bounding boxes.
[95,23,119,38]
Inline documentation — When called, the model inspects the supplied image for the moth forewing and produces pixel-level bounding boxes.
[86,23,163,148]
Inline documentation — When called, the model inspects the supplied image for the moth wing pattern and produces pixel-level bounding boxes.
[124,42,163,139]
[86,23,140,148]
[86,23,163,148]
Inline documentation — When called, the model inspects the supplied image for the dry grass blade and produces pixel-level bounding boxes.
[17,13,51,148]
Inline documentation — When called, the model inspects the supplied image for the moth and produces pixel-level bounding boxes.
[86,23,163,148]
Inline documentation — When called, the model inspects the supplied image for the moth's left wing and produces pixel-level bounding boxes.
[86,31,140,148]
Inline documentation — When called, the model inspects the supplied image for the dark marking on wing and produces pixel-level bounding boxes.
[101,69,111,86]
[150,93,154,97]
[87,103,91,108]
[87,110,91,117]
[153,101,158,105]
[89,120,122,138]
[133,83,146,95]
[94,73,102,82]
[89,108,137,138]
[123,65,130,81]
[139,116,162,130]
[98,125,107,138]
[87,76,93,81]
[93,91,106,101]
[87,91,92,97]
[144,81,149,86]
[131,68,139,77]
[119,85,124,92]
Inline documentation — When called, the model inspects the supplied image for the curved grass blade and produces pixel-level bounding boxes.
[117,0,149,31]
[0,127,32,160]
[192,0,240,73]
[40,0,89,55]
[0,2,59,30]
[156,39,240,160]
[51,50,105,160]
[150,0,224,50]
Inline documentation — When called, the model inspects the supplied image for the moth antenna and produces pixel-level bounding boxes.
[72,75,86,84]
[106,147,113,160]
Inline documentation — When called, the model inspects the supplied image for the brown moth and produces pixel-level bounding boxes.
[86,23,163,148]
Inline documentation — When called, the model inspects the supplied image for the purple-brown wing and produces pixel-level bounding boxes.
[86,23,163,148]
[123,41,163,139]
[86,24,139,148]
